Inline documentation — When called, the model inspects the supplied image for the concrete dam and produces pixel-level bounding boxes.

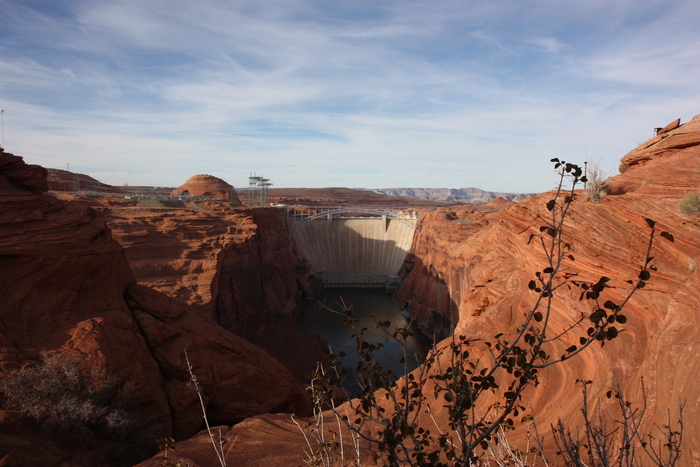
[289,208,418,288]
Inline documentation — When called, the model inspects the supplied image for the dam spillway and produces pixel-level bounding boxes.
[290,210,418,288]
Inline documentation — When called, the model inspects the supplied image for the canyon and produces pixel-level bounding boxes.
[139,115,700,466]
[0,114,698,466]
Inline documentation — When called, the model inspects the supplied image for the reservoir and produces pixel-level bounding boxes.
[298,289,429,394]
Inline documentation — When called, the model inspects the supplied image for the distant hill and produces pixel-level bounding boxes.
[371,188,538,204]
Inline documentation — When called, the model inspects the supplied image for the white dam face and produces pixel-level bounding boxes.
[291,217,417,276]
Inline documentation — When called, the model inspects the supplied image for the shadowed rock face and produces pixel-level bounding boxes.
[0,147,309,466]
[55,192,329,385]
[138,114,700,467]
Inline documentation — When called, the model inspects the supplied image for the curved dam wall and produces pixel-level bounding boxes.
[291,217,417,276]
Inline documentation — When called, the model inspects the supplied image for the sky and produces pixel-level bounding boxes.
[0,0,698,192]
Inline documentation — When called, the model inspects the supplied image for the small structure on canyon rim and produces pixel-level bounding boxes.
[170,174,241,203]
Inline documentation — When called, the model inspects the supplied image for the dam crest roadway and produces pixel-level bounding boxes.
[287,206,420,290]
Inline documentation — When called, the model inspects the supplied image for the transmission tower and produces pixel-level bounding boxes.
[248,173,273,206]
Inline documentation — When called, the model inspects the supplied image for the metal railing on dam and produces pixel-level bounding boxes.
[287,207,419,289]
[287,206,419,225]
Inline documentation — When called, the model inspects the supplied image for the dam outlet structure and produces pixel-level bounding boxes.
[288,207,418,290]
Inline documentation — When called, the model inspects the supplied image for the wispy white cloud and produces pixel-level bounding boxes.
[528,37,565,54]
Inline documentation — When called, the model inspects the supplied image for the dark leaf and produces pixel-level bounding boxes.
[645,218,656,229]
[546,199,556,211]
[534,312,543,322]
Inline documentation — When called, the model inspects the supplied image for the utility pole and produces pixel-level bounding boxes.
[1,110,4,148]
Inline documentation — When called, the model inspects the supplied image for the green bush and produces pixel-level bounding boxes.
[678,191,700,215]
[0,351,155,465]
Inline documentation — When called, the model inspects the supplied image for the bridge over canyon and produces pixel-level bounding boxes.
[287,206,419,289]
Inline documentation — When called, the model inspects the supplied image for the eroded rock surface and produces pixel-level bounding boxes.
[395,113,700,465]
[0,148,310,465]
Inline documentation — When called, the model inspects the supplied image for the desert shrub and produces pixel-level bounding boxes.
[0,351,155,465]
[678,191,700,215]
[586,159,611,203]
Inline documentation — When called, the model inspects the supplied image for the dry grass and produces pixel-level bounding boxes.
[0,351,155,466]
[586,159,611,203]
[679,191,700,215]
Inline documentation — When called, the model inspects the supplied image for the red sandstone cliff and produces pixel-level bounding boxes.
[0,148,309,465]
[395,114,700,465]
[54,194,328,384]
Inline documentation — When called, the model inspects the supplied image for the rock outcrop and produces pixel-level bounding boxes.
[619,116,698,173]
[171,174,241,203]
[396,113,700,464]
[0,147,309,465]
[62,198,322,337]
[62,195,329,383]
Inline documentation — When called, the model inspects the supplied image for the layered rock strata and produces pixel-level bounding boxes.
[395,114,700,465]
[0,148,309,465]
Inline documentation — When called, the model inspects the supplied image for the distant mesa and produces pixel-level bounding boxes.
[171,174,241,203]
[371,187,537,204]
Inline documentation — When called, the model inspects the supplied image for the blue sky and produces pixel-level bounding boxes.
[1,0,698,192]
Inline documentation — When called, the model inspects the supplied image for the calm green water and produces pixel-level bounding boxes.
[298,289,428,394]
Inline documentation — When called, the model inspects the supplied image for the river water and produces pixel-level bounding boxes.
[298,289,429,394]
